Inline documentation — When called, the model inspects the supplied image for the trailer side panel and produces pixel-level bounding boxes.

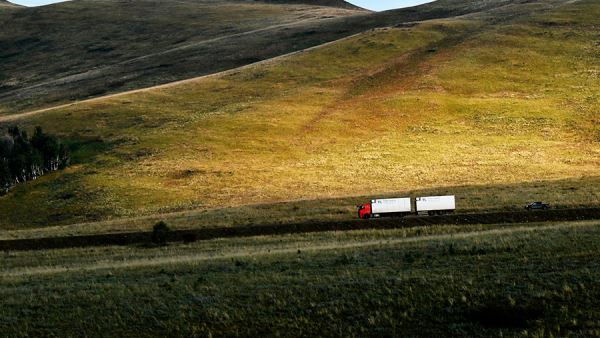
[371,198,412,214]
[416,195,456,212]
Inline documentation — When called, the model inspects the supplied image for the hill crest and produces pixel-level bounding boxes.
[0,0,20,7]
[249,0,365,10]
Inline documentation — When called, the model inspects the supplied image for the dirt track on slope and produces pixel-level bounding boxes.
[1,208,598,252]
[0,29,367,123]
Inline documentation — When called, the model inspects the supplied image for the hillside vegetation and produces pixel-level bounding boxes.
[0,0,363,113]
[0,0,598,229]
[0,0,546,114]
[0,0,18,8]
[0,1,599,335]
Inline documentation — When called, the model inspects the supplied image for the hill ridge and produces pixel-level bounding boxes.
[249,0,365,10]
[0,0,20,7]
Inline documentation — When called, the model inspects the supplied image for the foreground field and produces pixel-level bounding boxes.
[0,0,598,229]
[1,221,598,336]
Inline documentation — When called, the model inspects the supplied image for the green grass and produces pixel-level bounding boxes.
[1,1,598,336]
[0,0,597,230]
[0,2,597,336]
[1,220,599,336]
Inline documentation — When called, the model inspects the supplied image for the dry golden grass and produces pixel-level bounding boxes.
[0,0,598,229]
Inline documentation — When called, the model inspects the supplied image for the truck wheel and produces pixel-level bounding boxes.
[363,214,370,220]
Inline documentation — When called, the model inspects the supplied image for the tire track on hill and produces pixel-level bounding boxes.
[0,28,369,123]
[0,0,581,119]
[2,221,596,279]
[0,15,345,98]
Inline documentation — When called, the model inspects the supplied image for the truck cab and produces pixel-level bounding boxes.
[357,203,371,219]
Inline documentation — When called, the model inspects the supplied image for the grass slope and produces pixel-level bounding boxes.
[0,0,19,8]
[0,0,540,114]
[0,0,363,113]
[1,221,599,336]
[0,0,598,229]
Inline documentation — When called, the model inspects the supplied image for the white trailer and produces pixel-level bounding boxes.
[370,197,412,217]
[415,195,455,215]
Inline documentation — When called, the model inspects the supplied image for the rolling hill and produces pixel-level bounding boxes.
[0,0,597,229]
[0,0,545,115]
[0,0,19,8]
[0,0,364,114]
[1,1,599,335]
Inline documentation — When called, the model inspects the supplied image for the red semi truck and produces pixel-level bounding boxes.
[357,196,455,219]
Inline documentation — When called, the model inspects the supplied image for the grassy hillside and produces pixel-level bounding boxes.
[2,221,599,336]
[0,0,363,113]
[0,0,544,114]
[0,1,597,335]
[0,0,19,8]
[0,0,598,229]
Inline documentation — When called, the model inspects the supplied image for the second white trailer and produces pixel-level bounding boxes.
[415,195,456,215]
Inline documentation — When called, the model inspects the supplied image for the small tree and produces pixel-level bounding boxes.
[0,159,11,194]
[152,221,170,246]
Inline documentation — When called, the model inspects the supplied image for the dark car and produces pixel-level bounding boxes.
[525,201,550,210]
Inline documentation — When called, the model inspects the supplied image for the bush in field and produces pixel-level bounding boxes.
[152,221,170,245]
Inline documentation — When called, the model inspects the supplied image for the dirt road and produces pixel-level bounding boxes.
[1,207,598,252]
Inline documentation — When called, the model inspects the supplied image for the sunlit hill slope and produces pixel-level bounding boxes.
[0,0,598,228]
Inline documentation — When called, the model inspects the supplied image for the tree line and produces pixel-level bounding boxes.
[0,126,70,194]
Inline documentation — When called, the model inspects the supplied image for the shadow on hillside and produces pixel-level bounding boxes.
[202,175,600,225]
[5,175,595,235]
